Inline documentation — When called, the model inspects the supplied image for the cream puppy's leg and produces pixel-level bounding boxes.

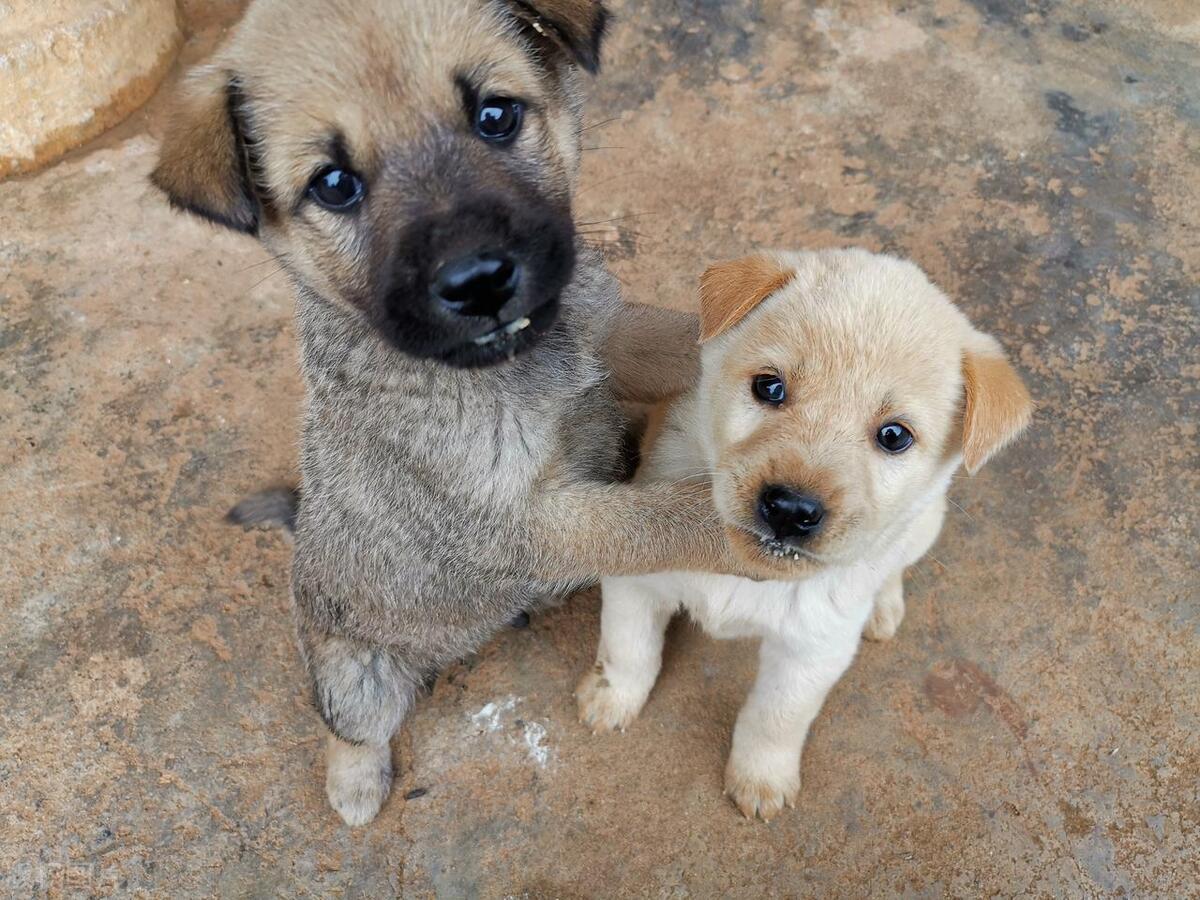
[577,576,676,733]
[725,637,858,821]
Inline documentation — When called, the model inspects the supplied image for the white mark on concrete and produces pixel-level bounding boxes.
[522,720,551,767]
[467,696,554,767]
[469,695,518,732]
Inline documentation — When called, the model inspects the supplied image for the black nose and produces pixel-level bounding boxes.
[758,485,825,541]
[432,251,520,317]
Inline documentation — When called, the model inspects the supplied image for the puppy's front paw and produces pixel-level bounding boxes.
[325,737,393,827]
[576,665,646,734]
[724,758,800,822]
[863,575,905,642]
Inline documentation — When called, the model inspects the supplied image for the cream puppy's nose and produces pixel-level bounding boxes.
[757,485,825,541]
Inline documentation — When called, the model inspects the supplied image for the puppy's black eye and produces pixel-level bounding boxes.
[877,423,915,453]
[308,166,364,211]
[476,97,524,142]
[752,374,786,406]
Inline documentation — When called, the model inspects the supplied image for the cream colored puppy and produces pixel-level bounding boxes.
[577,248,1033,821]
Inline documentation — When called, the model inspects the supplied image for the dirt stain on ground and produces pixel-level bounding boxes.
[924,657,1029,741]
[1059,798,1097,838]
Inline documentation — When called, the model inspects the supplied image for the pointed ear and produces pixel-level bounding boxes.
[961,337,1034,474]
[503,0,610,73]
[151,68,261,234]
[698,255,793,343]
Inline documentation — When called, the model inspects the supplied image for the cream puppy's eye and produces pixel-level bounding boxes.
[876,422,915,453]
[751,373,786,405]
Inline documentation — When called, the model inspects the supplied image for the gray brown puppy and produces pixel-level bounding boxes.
[153,0,749,825]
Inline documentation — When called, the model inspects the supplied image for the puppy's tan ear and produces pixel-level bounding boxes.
[961,336,1034,474]
[698,255,792,343]
[504,1,609,73]
[151,69,261,235]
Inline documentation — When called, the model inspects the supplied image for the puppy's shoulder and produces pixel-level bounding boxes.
[564,244,624,335]
[635,391,705,483]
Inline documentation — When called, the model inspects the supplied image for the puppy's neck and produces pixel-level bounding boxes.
[293,286,444,395]
[291,276,613,419]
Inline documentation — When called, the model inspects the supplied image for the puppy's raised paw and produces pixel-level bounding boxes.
[724,759,800,823]
[576,665,646,734]
[325,737,393,827]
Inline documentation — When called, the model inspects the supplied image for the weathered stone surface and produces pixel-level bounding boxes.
[0,0,180,177]
[0,0,1196,895]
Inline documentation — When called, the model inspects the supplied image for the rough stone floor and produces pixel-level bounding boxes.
[2,1,1197,896]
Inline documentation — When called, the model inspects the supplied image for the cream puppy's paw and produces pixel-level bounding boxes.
[576,664,647,733]
[724,757,800,822]
[863,571,905,642]
[325,736,393,826]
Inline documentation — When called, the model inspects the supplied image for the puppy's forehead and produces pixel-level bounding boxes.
[228,0,539,154]
[729,250,966,396]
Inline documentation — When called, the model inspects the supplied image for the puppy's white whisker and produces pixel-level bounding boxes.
[235,254,282,273]
[245,265,286,293]
[664,468,722,481]
[575,211,658,227]
[576,173,635,196]
[925,553,950,571]
[580,115,620,133]
[946,497,975,522]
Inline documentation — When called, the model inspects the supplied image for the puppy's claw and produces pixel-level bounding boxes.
[576,667,645,734]
[328,775,391,827]
[724,761,800,823]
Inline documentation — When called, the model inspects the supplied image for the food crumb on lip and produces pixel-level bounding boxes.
[758,534,806,562]
[473,315,532,346]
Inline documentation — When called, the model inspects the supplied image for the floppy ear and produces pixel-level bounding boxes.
[698,255,793,343]
[960,337,1034,474]
[503,0,610,73]
[151,68,261,234]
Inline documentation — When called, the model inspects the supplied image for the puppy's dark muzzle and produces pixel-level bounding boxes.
[382,191,575,367]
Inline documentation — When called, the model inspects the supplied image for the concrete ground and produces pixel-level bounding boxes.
[2,0,1197,896]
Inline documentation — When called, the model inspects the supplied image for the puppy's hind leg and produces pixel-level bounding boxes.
[300,630,422,826]
[577,577,675,733]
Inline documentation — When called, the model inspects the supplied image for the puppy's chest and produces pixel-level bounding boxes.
[480,363,622,483]
[672,568,880,644]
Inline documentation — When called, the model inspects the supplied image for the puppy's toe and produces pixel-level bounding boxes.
[575,666,645,734]
[328,775,391,827]
[325,739,393,827]
[864,578,905,642]
[863,600,903,642]
[724,760,800,823]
